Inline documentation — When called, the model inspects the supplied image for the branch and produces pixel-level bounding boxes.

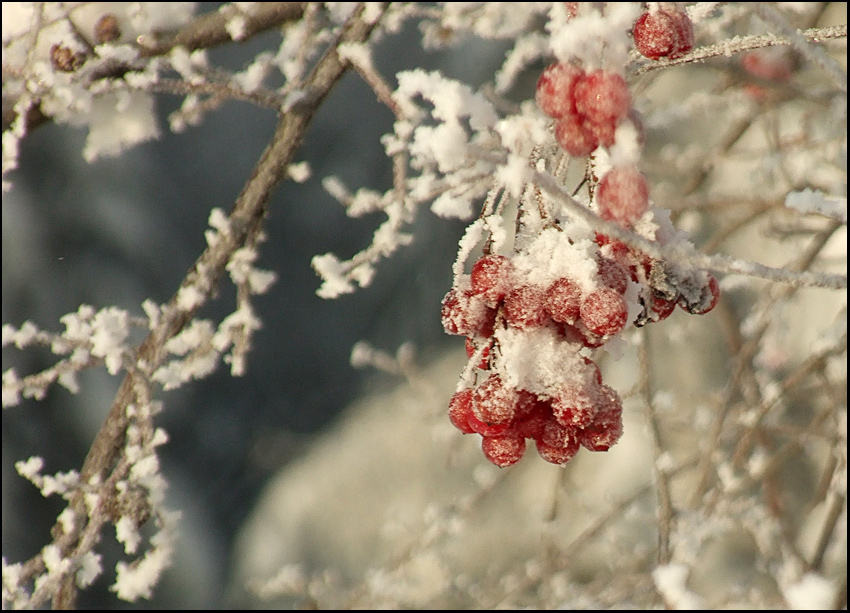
[41,3,388,608]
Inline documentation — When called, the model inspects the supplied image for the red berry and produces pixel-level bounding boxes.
[596,166,650,227]
[633,8,694,61]
[472,374,518,426]
[536,438,579,465]
[504,284,548,329]
[441,288,496,336]
[679,274,720,315]
[551,383,597,428]
[579,386,623,451]
[585,116,618,148]
[536,62,584,119]
[554,114,599,157]
[650,294,677,321]
[574,70,631,125]
[471,255,514,304]
[545,276,583,324]
[598,257,629,294]
[580,288,628,336]
[669,9,695,58]
[482,433,526,467]
[448,389,476,434]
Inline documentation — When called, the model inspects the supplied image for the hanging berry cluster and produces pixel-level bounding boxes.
[442,4,717,468]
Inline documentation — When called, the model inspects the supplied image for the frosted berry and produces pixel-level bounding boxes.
[552,383,597,428]
[504,285,548,329]
[472,374,518,426]
[448,389,476,434]
[536,62,584,119]
[680,274,720,315]
[536,437,580,465]
[580,288,628,336]
[546,276,583,324]
[554,114,598,157]
[598,257,629,294]
[596,166,650,227]
[574,70,631,125]
[585,116,617,148]
[633,8,694,61]
[579,386,623,451]
[471,254,514,305]
[441,288,495,336]
[482,433,526,467]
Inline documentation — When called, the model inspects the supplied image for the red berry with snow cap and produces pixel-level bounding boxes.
[471,254,514,305]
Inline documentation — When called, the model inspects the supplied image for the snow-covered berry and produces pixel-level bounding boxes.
[482,433,526,467]
[580,288,628,336]
[596,166,650,227]
[536,62,584,119]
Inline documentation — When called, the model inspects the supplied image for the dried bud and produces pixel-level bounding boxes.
[94,13,121,44]
[50,44,84,72]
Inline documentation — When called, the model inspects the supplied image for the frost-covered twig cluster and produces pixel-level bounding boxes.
[2,2,847,609]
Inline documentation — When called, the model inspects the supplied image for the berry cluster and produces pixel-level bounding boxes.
[633,5,695,61]
[442,245,628,468]
[536,62,634,157]
[441,5,718,468]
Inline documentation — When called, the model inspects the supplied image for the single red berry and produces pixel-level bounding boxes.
[680,274,720,315]
[633,8,694,61]
[579,387,623,451]
[448,389,476,434]
[596,166,650,227]
[441,288,495,336]
[504,284,548,329]
[536,438,579,465]
[650,294,677,321]
[482,433,526,467]
[598,257,629,294]
[536,62,584,119]
[574,70,631,125]
[551,383,598,428]
[545,276,583,324]
[472,374,518,426]
[471,254,514,305]
[554,114,599,157]
[540,418,573,449]
[669,9,695,58]
[580,288,628,336]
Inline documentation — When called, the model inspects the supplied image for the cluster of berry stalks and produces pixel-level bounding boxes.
[441,5,714,468]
